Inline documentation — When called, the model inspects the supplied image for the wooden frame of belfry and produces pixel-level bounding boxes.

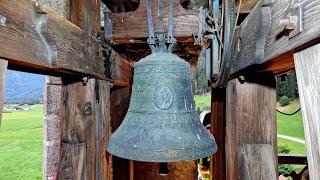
[0,0,319,179]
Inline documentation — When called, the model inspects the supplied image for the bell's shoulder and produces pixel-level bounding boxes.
[134,52,188,67]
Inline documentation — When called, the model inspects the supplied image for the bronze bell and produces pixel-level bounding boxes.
[107,52,217,162]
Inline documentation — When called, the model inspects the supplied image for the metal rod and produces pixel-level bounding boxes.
[157,0,164,33]
[146,0,155,44]
[167,0,174,43]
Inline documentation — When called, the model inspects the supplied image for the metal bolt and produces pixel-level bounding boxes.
[35,3,47,15]
[82,77,88,86]
[238,75,245,84]
[279,16,298,30]
[212,73,218,82]
[237,38,241,52]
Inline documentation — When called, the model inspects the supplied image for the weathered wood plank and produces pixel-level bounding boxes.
[238,0,259,13]
[241,144,277,180]
[294,43,320,180]
[55,1,113,179]
[110,62,133,180]
[58,78,111,180]
[0,0,104,78]
[0,60,7,124]
[57,143,87,179]
[94,80,111,180]
[107,0,199,43]
[56,0,102,178]
[59,79,96,179]
[232,0,320,75]
[108,50,133,84]
[225,74,277,179]
[232,0,272,74]
[69,0,100,37]
[210,88,226,180]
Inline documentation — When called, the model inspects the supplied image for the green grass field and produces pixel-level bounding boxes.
[194,95,211,111]
[277,99,306,154]
[0,96,306,179]
[194,95,306,154]
[0,105,43,180]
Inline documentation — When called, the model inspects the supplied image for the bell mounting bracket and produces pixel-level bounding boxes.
[146,0,176,53]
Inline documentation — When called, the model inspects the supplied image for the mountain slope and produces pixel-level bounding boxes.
[4,70,45,104]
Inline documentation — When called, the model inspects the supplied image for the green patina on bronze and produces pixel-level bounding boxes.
[107,52,217,162]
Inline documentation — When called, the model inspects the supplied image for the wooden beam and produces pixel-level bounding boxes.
[130,160,134,180]
[0,60,7,124]
[42,1,113,180]
[108,50,133,85]
[94,80,111,180]
[241,144,277,179]
[225,73,277,179]
[210,88,226,180]
[57,78,111,180]
[107,0,199,44]
[294,43,320,180]
[110,62,133,180]
[69,0,100,36]
[232,0,320,75]
[278,154,308,165]
[238,0,259,13]
[0,0,104,78]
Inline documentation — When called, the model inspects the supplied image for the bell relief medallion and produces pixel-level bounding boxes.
[154,85,173,110]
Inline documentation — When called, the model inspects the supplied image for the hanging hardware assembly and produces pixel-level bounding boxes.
[195,0,237,88]
[107,0,217,164]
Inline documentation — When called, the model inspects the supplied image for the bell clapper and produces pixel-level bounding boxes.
[158,163,169,176]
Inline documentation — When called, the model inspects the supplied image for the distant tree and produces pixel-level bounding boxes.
[279,96,290,106]
[276,71,298,100]
[195,49,210,95]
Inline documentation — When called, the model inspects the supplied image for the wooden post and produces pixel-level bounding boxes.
[210,88,226,180]
[110,55,133,180]
[42,0,113,179]
[0,60,7,124]
[294,43,320,179]
[241,144,277,179]
[225,74,277,179]
[130,160,134,180]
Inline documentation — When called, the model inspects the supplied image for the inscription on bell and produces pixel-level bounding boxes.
[154,85,173,109]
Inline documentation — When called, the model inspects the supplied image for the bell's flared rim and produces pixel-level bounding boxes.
[107,140,218,162]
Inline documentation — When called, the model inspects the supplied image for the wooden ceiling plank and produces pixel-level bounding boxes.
[107,0,199,43]
[0,0,104,78]
[232,0,320,75]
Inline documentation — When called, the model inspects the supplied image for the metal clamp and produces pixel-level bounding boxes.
[146,0,176,53]
[277,3,303,39]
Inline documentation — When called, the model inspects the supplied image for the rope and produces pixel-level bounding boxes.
[276,108,301,116]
